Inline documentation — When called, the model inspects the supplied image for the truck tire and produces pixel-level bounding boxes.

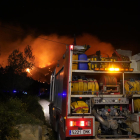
[57,122,62,140]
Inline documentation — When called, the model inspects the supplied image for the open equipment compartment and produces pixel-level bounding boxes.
[49,44,140,140]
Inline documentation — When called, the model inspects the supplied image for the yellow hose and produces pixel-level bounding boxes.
[78,79,83,95]
[124,81,129,95]
[135,81,140,94]
[124,80,140,95]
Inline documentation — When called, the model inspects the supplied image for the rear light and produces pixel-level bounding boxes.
[80,121,85,126]
[70,45,74,50]
[69,121,91,127]
[70,121,74,126]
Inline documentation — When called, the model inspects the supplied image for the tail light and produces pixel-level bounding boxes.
[70,45,74,50]
[70,121,91,127]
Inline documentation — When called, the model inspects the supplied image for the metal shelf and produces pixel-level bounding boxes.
[72,70,122,73]
[72,113,91,115]
[72,70,140,74]
[124,71,140,74]
[132,95,140,97]
[73,60,131,63]
[71,94,123,98]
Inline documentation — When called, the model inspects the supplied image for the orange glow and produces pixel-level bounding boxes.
[100,68,105,71]
[0,30,115,81]
[0,33,115,68]
[114,68,120,71]
[108,68,120,71]
[39,65,46,68]
[129,68,133,71]
[94,68,100,71]
[109,68,114,71]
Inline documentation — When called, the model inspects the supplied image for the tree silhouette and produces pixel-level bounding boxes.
[8,45,35,74]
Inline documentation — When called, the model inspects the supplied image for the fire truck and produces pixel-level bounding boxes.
[49,44,140,140]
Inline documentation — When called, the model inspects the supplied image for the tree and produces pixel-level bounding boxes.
[8,45,35,74]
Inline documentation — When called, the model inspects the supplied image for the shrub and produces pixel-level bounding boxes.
[20,95,45,123]
[0,96,45,139]
[0,103,20,140]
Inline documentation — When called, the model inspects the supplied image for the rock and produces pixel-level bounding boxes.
[47,128,52,131]
[42,129,49,135]
[42,135,49,140]
[15,124,42,140]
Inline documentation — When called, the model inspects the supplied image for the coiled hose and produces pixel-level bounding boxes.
[124,80,140,95]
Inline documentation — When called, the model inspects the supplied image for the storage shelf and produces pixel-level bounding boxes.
[72,70,140,74]
[71,94,140,98]
[72,70,122,73]
[132,95,140,97]
[124,71,140,74]
[73,60,131,63]
[71,95,123,97]
[72,113,91,115]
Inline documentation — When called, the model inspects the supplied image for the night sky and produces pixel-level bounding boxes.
[0,1,140,81]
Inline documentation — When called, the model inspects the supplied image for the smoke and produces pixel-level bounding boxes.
[76,34,115,57]
[0,26,115,81]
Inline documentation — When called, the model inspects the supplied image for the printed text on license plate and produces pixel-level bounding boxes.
[69,129,91,135]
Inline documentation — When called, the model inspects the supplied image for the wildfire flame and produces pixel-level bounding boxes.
[26,68,30,73]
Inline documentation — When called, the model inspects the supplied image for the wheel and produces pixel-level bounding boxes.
[57,122,62,140]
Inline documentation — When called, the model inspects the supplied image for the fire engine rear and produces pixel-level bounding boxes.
[49,44,140,140]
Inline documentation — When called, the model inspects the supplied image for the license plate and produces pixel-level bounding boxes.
[69,129,91,135]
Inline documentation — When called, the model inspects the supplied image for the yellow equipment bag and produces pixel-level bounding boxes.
[91,81,95,95]
[94,80,99,92]
[71,101,89,113]
[83,80,88,93]
[72,54,78,70]
[88,79,93,92]
[78,79,83,95]
[72,81,78,94]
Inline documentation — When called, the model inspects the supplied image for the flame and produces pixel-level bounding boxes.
[39,65,46,68]
[0,32,115,69]
[26,68,30,73]
[0,28,116,81]
[26,68,32,75]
